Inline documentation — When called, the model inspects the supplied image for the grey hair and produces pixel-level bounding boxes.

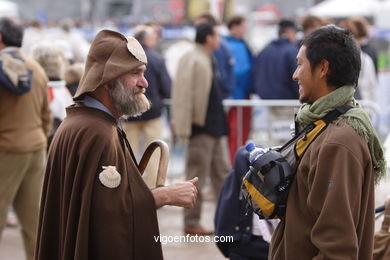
[133,25,155,44]
[31,41,67,80]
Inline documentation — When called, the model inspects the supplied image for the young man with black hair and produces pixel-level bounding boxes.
[171,22,230,236]
[269,25,386,260]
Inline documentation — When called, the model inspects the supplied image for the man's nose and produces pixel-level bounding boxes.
[140,76,148,88]
[292,69,298,81]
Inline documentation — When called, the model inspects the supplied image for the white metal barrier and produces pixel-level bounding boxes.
[223,99,382,146]
[164,98,383,147]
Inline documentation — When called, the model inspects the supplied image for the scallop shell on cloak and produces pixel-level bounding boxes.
[99,166,121,188]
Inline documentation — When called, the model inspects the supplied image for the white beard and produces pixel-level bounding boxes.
[109,79,151,117]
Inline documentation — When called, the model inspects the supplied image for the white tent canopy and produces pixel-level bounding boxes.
[0,0,18,18]
[375,0,390,28]
[308,0,379,18]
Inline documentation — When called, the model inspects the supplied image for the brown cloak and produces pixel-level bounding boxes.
[36,105,163,260]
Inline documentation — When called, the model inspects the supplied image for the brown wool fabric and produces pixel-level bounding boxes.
[73,29,147,100]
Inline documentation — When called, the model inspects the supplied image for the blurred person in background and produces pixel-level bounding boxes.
[64,62,84,96]
[164,36,194,80]
[46,18,89,63]
[144,22,162,41]
[253,19,299,146]
[298,14,324,45]
[21,19,45,57]
[215,147,278,260]
[349,16,378,74]
[144,21,163,52]
[0,17,52,260]
[31,41,74,146]
[253,19,298,100]
[122,24,171,188]
[171,22,230,236]
[165,13,234,96]
[339,18,377,103]
[194,13,234,99]
[224,15,254,164]
[301,15,323,35]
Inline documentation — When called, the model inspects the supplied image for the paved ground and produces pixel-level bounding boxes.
[1,176,389,260]
[0,226,24,260]
[0,179,226,260]
[0,201,225,260]
[158,201,225,260]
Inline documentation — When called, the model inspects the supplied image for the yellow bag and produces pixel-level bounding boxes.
[373,198,390,260]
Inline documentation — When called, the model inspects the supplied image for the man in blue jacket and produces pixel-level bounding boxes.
[253,19,298,99]
[253,19,299,146]
[224,15,254,163]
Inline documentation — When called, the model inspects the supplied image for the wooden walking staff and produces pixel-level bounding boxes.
[138,140,169,188]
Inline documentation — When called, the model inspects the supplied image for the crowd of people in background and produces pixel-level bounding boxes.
[0,10,386,260]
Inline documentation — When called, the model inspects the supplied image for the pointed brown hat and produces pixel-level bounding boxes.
[73,29,147,100]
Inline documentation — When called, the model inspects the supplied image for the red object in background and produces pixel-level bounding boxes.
[48,87,54,102]
[168,0,185,24]
[168,0,184,9]
[255,4,281,24]
[228,107,252,164]
[258,4,280,16]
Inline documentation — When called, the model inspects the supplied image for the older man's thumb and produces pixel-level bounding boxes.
[189,177,199,185]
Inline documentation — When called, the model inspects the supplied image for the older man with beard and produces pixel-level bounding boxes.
[35,30,198,260]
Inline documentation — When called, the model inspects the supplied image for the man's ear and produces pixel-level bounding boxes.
[103,84,109,91]
[319,59,330,79]
[204,34,211,45]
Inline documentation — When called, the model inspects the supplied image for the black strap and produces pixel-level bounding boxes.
[274,190,289,218]
[321,104,354,124]
[117,127,138,164]
[295,104,354,159]
[281,104,354,152]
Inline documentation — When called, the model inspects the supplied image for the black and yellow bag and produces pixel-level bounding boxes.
[241,104,353,219]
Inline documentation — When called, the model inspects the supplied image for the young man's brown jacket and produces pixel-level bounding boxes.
[270,120,375,260]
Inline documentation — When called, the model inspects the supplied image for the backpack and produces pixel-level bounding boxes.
[241,104,353,219]
[0,51,32,95]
